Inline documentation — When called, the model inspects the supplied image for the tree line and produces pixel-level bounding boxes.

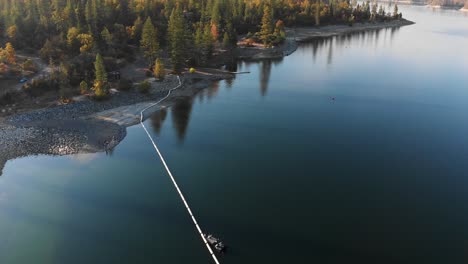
[0,0,403,98]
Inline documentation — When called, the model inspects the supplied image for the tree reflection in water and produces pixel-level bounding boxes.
[150,108,168,135]
[171,98,194,143]
[146,27,402,142]
[260,60,272,96]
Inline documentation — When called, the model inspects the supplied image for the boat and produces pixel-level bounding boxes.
[214,241,226,252]
[204,234,226,252]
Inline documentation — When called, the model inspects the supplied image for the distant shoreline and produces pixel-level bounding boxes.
[235,19,415,60]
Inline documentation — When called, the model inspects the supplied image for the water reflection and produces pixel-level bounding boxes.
[150,108,168,135]
[224,57,238,72]
[206,81,220,99]
[105,147,115,156]
[327,37,334,65]
[260,60,272,96]
[299,27,399,63]
[171,98,194,143]
[147,26,406,141]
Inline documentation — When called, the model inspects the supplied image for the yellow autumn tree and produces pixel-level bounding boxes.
[77,34,94,53]
[7,26,17,40]
[1,43,16,65]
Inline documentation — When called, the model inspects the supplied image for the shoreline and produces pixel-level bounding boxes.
[0,20,416,174]
[0,72,233,175]
[234,19,414,60]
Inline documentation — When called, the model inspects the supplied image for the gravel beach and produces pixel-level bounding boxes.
[0,73,233,175]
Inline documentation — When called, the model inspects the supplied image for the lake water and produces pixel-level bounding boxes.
[1,5,468,264]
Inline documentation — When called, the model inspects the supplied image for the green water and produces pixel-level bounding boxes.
[1,5,468,264]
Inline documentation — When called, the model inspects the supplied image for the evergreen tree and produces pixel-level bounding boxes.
[315,0,321,26]
[168,6,187,72]
[85,0,96,33]
[101,27,113,46]
[225,21,237,48]
[80,80,88,94]
[93,53,108,97]
[94,53,107,83]
[131,16,144,43]
[194,23,204,50]
[260,4,274,46]
[140,17,159,63]
[378,5,385,17]
[222,32,230,49]
[202,23,214,63]
[393,4,399,18]
[371,2,378,21]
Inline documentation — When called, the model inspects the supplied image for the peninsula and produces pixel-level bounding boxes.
[0,0,415,173]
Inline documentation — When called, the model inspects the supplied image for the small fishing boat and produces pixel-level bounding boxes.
[204,234,226,252]
[214,241,226,252]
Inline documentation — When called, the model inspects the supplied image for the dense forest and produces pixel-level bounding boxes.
[0,0,403,99]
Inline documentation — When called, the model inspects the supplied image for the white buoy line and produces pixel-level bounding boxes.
[139,75,221,264]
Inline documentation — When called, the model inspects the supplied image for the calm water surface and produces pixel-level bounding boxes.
[1,5,468,264]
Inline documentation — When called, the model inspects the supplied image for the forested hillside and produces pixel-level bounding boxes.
[0,0,402,99]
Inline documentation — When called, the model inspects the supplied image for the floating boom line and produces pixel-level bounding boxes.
[139,76,221,264]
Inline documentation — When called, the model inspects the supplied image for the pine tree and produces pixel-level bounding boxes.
[222,32,230,49]
[94,53,108,97]
[131,16,144,43]
[140,17,159,63]
[315,0,321,26]
[85,0,96,33]
[202,23,214,63]
[260,4,274,46]
[393,4,399,18]
[168,6,187,72]
[195,23,204,50]
[101,27,113,46]
[378,5,385,17]
[153,58,165,81]
[225,21,237,48]
[371,2,378,21]
[80,80,88,94]
[75,1,85,32]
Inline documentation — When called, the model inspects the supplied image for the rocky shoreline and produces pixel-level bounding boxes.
[0,73,233,175]
[0,20,415,174]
